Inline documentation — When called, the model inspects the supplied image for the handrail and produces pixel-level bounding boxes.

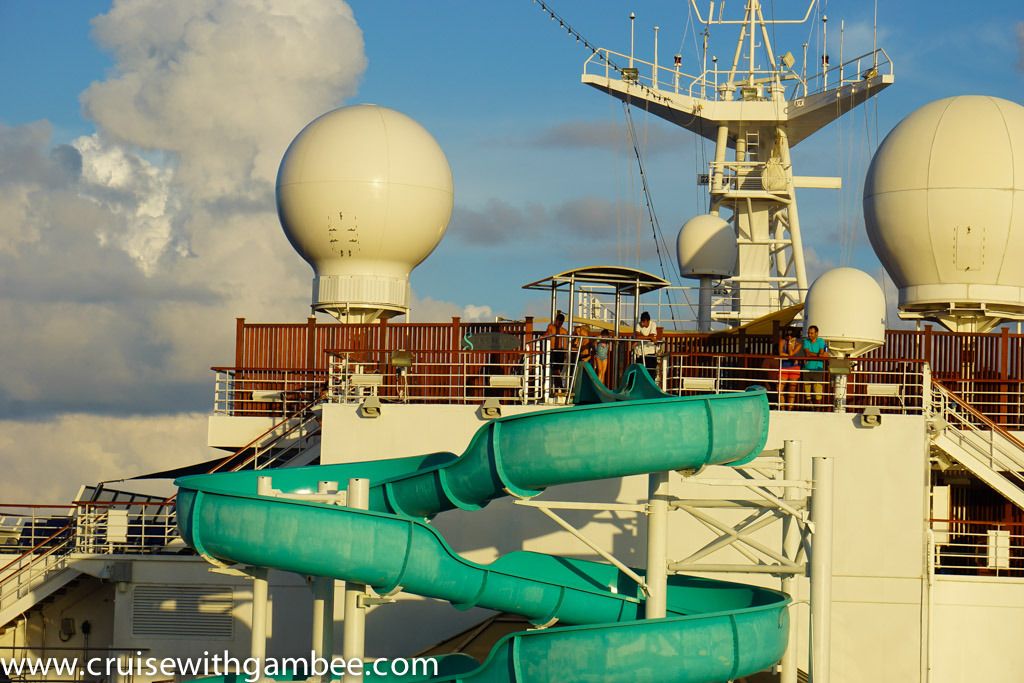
[211,365,328,373]
[0,522,73,577]
[934,381,1024,454]
[203,393,324,476]
[668,351,928,363]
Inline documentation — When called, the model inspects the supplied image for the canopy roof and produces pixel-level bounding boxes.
[522,266,670,295]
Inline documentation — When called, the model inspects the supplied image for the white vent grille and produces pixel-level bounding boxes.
[132,585,234,639]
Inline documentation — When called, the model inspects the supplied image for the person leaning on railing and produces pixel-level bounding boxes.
[542,312,568,391]
[801,325,830,409]
[633,311,659,377]
[778,328,802,410]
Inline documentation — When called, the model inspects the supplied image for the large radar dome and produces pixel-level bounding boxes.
[804,268,886,357]
[276,105,454,322]
[863,96,1024,332]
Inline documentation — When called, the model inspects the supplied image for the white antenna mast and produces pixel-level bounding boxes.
[581,0,894,327]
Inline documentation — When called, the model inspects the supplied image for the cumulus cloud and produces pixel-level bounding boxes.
[409,294,497,323]
[1,0,368,500]
[81,0,365,203]
[0,413,208,502]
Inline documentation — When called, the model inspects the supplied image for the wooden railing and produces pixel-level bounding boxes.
[232,317,536,371]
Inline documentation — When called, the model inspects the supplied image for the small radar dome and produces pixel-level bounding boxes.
[863,95,1024,332]
[804,268,886,357]
[276,105,454,322]
[676,214,737,278]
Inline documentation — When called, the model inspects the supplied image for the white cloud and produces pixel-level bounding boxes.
[81,0,366,203]
[0,1,369,501]
[0,413,209,502]
[409,294,496,324]
[462,305,494,322]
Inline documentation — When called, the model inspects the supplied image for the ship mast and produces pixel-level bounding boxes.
[581,0,893,326]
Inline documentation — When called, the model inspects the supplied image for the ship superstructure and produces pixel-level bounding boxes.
[3,3,1024,683]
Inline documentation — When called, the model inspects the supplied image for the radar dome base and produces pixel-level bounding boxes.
[897,301,1024,334]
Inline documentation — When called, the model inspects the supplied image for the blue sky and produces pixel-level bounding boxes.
[4,1,1021,317]
[0,0,1021,498]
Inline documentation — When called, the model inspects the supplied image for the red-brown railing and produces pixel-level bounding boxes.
[232,317,537,371]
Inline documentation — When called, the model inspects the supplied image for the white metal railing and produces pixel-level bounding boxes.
[574,284,807,333]
[582,46,892,102]
[932,383,1024,488]
[0,526,74,616]
[666,355,925,414]
[931,519,1024,577]
[327,348,545,405]
[212,368,327,416]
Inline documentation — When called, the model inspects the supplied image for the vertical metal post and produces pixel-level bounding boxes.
[629,12,636,68]
[810,455,834,683]
[311,481,339,663]
[922,362,932,418]
[832,373,847,414]
[250,567,269,672]
[780,440,802,683]
[698,276,713,333]
[645,471,670,618]
[343,478,370,683]
[652,26,660,88]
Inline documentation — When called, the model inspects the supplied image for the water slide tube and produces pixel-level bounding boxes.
[176,370,789,682]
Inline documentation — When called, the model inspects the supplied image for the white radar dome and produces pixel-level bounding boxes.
[676,214,737,278]
[863,95,1024,332]
[803,268,886,357]
[276,105,454,322]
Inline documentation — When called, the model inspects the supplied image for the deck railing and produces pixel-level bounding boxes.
[931,518,1024,577]
[665,353,927,414]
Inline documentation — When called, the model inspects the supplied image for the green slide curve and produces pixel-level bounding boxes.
[176,369,789,682]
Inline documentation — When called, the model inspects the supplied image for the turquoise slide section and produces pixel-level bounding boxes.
[176,369,789,682]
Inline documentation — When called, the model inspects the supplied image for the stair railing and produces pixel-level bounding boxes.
[933,381,1024,487]
[0,524,75,617]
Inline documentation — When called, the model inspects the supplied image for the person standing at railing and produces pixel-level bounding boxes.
[543,312,568,392]
[778,328,802,409]
[634,311,659,378]
[801,325,830,409]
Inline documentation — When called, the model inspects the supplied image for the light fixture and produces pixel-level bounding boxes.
[859,406,882,428]
[481,398,502,419]
[360,396,381,418]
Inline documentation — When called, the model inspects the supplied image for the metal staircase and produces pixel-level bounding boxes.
[0,397,323,629]
[930,382,1024,512]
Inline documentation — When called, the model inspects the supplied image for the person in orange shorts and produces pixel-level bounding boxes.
[778,328,802,409]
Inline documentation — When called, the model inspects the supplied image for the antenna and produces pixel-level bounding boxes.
[581,0,894,327]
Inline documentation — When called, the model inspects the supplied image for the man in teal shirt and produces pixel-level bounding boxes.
[802,325,829,408]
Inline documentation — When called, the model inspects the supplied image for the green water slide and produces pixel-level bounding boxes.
[175,369,789,682]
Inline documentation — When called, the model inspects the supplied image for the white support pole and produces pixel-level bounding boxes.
[645,471,670,619]
[652,26,660,88]
[776,127,808,298]
[832,373,848,414]
[343,478,370,683]
[698,276,714,332]
[250,567,269,674]
[810,455,834,683]
[780,440,802,683]
[312,481,338,664]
